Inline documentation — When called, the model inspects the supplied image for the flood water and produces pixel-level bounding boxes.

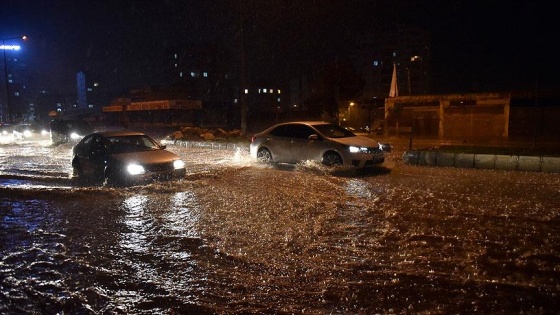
[1,136,559,314]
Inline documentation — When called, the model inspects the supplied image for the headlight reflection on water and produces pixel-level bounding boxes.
[120,195,152,253]
[165,191,200,238]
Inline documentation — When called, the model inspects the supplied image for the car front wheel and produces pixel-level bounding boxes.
[71,161,86,185]
[256,148,273,163]
[322,152,343,166]
[103,167,120,187]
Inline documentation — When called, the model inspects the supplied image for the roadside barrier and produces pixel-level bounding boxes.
[403,150,560,173]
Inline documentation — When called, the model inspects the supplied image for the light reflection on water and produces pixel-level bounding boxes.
[164,191,200,238]
[120,194,152,253]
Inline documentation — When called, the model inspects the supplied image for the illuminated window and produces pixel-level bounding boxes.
[174,53,177,59]
[410,55,420,62]
[87,88,93,91]
[190,72,197,77]
[94,82,99,87]
[258,89,261,93]
[263,89,267,93]
[373,60,379,66]
[244,89,248,94]
[14,92,19,97]
[88,104,94,108]
[277,89,281,94]
[175,63,178,67]
[203,72,208,77]
[277,97,281,102]
[179,72,183,77]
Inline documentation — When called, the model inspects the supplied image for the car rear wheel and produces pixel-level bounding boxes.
[72,162,82,178]
[322,152,342,166]
[71,161,86,185]
[256,148,273,163]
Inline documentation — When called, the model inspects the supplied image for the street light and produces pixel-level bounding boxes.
[1,35,26,123]
[348,101,355,127]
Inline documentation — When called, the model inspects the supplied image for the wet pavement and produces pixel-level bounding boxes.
[1,135,559,314]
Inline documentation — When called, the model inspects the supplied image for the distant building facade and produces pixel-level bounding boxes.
[384,90,560,142]
[76,72,87,109]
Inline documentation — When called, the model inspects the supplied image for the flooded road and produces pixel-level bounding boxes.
[1,136,559,314]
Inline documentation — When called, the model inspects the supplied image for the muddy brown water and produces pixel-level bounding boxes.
[1,141,559,313]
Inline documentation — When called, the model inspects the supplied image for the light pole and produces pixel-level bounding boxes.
[1,35,26,123]
[348,101,355,127]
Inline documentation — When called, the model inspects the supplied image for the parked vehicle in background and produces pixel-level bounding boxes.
[51,118,94,144]
[250,121,385,168]
[72,131,186,186]
[12,123,50,140]
[0,123,13,138]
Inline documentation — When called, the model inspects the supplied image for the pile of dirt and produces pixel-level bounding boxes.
[167,126,244,142]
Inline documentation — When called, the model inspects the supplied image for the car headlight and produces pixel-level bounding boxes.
[173,159,186,170]
[348,146,360,153]
[70,132,81,139]
[23,130,32,137]
[41,129,49,136]
[127,163,145,175]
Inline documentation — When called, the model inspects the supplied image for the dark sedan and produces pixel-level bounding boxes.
[72,131,186,186]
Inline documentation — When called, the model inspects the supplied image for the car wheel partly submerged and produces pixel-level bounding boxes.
[322,152,343,167]
[256,148,273,163]
[71,163,86,185]
[103,168,121,187]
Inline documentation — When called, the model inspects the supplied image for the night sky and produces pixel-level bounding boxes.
[2,0,560,97]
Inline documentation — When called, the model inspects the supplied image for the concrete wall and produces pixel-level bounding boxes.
[403,150,560,173]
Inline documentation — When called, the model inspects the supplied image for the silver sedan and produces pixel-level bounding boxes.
[250,121,385,168]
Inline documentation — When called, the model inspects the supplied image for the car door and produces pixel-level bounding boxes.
[286,124,325,163]
[77,135,107,177]
[265,124,292,163]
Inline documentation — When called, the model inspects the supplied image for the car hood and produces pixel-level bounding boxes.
[110,149,180,164]
[330,136,380,148]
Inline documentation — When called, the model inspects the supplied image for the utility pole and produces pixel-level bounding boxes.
[238,0,248,136]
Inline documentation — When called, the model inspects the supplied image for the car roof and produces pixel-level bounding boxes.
[275,121,330,126]
[95,131,147,137]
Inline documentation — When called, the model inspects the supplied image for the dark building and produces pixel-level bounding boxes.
[168,43,237,127]
[1,50,31,123]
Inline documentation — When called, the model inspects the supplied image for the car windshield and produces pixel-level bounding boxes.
[105,135,161,154]
[312,124,356,138]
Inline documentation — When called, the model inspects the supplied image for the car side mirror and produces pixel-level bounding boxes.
[308,134,319,140]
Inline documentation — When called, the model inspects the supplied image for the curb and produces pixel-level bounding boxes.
[403,150,560,173]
